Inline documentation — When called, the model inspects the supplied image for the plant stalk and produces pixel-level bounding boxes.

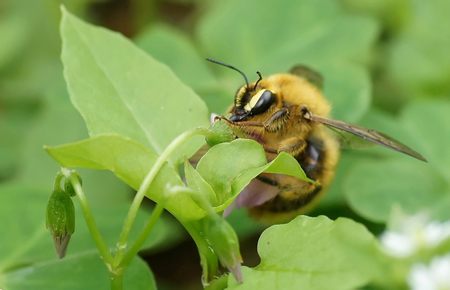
[110,270,124,290]
[114,127,209,264]
[119,203,165,268]
[70,174,113,264]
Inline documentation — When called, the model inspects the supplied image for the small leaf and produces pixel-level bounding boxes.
[196,139,267,204]
[194,139,310,210]
[226,216,383,290]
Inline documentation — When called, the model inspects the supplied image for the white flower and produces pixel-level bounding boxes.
[380,213,450,257]
[408,255,450,290]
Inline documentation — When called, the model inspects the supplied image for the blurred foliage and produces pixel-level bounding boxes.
[0,0,449,289]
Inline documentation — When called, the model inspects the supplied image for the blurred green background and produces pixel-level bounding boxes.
[0,0,449,289]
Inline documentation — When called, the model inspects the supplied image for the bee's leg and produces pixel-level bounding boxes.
[263,136,307,157]
[218,116,265,128]
[278,137,307,156]
[263,107,290,132]
[218,108,291,131]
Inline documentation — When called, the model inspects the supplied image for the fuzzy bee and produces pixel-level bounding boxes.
[207,59,426,223]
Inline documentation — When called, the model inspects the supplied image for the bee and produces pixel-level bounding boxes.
[207,59,426,223]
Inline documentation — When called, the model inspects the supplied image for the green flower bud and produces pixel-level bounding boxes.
[204,215,243,283]
[205,119,236,146]
[46,190,75,258]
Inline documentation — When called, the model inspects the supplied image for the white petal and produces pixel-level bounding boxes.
[408,264,435,290]
[380,232,415,257]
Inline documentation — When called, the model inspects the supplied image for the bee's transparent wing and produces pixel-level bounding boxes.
[308,114,427,162]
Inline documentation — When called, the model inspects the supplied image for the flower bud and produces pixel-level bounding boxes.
[205,119,236,146]
[204,215,243,283]
[46,190,75,258]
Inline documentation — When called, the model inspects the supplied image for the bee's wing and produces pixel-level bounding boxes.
[290,65,323,89]
[308,114,427,162]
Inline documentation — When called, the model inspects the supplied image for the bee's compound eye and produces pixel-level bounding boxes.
[249,90,275,115]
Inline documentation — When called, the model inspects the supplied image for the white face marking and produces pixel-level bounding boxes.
[244,89,268,112]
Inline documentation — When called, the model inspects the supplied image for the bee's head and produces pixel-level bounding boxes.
[205,58,277,122]
[231,85,276,122]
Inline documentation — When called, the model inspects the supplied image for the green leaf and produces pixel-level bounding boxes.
[194,139,310,210]
[1,251,155,290]
[226,216,382,290]
[45,134,207,220]
[344,100,450,222]
[60,8,209,162]
[196,139,267,203]
[231,152,313,200]
[197,0,378,121]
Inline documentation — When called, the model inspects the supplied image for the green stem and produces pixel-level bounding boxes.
[114,128,209,263]
[119,203,165,268]
[110,270,124,290]
[70,174,113,264]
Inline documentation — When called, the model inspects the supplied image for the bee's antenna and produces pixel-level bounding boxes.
[253,71,262,90]
[206,58,249,89]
